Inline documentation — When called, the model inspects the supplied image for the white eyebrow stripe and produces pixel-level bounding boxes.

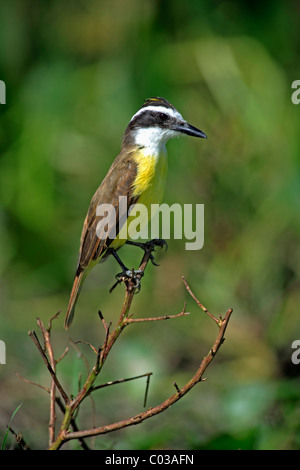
[130,105,183,122]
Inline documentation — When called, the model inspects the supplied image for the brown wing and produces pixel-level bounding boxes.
[76,150,138,274]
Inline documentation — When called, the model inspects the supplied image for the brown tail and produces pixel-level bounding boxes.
[64,270,85,329]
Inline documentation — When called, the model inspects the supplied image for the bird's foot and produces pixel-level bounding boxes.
[126,238,168,266]
[109,268,144,293]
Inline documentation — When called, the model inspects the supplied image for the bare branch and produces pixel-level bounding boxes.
[36,318,57,446]
[16,372,50,394]
[125,311,189,324]
[58,307,232,443]
[56,347,69,364]
[47,311,61,332]
[28,330,69,404]
[98,310,110,334]
[75,340,98,355]
[182,276,225,325]
[91,372,153,393]
[24,239,233,450]
[144,371,151,408]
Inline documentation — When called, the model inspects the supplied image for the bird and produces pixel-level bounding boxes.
[64,97,207,329]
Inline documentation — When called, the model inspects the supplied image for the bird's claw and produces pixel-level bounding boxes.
[145,238,168,252]
[144,239,168,266]
[110,269,144,293]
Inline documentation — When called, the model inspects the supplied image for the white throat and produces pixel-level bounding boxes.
[133,127,178,155]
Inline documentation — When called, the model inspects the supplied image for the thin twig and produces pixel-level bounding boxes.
[144,372,151,408]
[16,372,50,394]
[125,310,189,324]
[91,372,153,393]
[47,311,61,332]
[36,318,57,447]
[75,340,98,355]
[28,330,69,404]
[98,310,109,333]
[182,276,223,325]
[56,347,69,364]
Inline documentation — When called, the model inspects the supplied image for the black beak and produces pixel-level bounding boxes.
[174,122,207,139]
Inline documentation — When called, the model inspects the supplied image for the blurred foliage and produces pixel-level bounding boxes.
[1,0,300,450]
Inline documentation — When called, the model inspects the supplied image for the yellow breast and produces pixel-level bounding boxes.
[132,149,168,205]
[112,149,168,248]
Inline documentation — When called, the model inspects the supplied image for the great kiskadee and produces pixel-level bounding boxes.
[65,97,207,329]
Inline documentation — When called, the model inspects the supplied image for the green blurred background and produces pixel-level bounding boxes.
[1,0,300,450]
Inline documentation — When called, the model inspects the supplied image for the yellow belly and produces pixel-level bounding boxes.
[112,149,168,248]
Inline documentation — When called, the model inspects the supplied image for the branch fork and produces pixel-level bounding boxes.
[18,248,232,450]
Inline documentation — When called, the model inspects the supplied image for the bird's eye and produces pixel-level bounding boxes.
[159,113,168,121]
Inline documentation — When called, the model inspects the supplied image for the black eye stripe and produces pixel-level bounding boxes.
[130,110,172,128]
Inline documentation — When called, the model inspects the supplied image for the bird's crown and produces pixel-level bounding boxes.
[141,97,176,111]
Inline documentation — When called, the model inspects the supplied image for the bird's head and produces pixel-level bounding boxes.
[123,97,207,151]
